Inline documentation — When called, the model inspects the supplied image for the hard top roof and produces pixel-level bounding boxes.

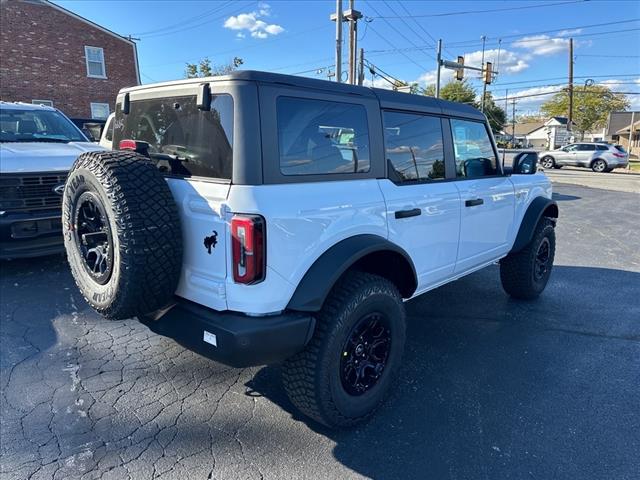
[121,70,485,120]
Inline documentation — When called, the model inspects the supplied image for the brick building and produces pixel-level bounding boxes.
[0,0,140,119]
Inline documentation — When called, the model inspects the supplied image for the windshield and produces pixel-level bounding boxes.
[0,108,87,143]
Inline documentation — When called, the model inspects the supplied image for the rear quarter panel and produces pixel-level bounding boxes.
[225,180,387,314]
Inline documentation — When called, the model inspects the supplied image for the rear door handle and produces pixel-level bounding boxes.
[465,198,484,207]
[395,208,422,219]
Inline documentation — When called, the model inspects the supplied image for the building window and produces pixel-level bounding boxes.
[32,99,53,107]
[85,46,106,78]
[90,103,110,119]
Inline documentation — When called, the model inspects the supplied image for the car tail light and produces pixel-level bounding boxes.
[612,152,626,158]
[231,214,265,284]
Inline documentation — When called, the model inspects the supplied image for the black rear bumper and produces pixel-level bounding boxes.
[141,299,315,368]
[0,209,64,259]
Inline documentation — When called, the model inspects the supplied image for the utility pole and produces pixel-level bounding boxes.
[347,0,355,84]
[628,111,636,168]
[480,35,487,112]
[435,39,442,98]
[358,48,365,86]
[511,99,517,147]
[332,0,343,83]
[345,1,362,84]
[568,37,574,132]
[505,88,509,143]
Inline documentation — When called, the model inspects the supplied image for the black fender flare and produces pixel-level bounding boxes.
[511,196,558,253]
[286,234,417,312]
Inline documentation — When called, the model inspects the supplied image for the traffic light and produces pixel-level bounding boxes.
[484,62,493,84]
[455,56,464,81]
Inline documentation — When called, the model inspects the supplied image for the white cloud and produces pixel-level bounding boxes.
[224,3,284,39]
[463,48,529,74]
[363,77,395,89]
[558,28,582,37]
[511,85,564,105]
[511,35,588,56]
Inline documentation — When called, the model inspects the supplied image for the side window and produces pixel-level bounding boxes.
[382,111,445,183]
[450,119,497,178]
[277,97,370,175]
[113,94,234,179]
[576,144,595,151]
[595,144,608,151]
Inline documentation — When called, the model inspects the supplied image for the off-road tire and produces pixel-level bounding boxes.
[63,150,182,320]
[283,271,406,428]
[541,156,555,169]
[500,217,555,300]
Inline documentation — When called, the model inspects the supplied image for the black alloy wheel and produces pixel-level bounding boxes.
[73,191,113,285]
[340,312,392,396]
[534,237,551,282]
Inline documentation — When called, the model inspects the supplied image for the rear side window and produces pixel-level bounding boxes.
[595,144,608,151]
[114,94,233,180]
[277,97,370,175]
[450,119,497,178]
[383,111,445,182]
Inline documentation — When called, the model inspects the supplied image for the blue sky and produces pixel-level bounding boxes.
[56,0,640,113]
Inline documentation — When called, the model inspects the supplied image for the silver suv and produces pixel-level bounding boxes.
[540,142,629,173]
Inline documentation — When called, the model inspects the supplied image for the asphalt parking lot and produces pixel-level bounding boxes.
[1,181,639,480]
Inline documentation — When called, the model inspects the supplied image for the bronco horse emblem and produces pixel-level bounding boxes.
[203,231,218,254]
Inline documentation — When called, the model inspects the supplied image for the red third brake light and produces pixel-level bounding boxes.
[231,214,266,284]
[119,139,137,150]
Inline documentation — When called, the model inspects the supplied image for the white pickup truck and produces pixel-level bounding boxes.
[0,102,105,258]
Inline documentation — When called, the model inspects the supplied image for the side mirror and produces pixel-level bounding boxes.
[513,152,538,174]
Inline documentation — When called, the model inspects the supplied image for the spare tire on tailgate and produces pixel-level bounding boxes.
[62,150,182,320]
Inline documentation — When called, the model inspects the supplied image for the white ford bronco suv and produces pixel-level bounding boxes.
[62,71,557,428]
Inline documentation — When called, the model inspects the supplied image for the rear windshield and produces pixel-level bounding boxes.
[113,94,233,180]
[614,145,627,153]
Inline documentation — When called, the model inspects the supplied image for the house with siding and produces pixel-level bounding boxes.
[0,0,140,119]
[605,111,639,156]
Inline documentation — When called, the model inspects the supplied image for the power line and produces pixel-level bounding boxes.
[365,1,436,63]
[446,19,640,47]
[137,2,253,39]
[492,90,640,102]
[577,54,640,58]
[131,1,237,36]
[396,0,456,58]
[369,0,586,19]
[365,22,640,56]
[367,23,431,72]
[494,73,640,87]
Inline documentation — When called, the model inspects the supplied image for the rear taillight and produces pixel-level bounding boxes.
[231,214,265,284]
[612,152,626,158]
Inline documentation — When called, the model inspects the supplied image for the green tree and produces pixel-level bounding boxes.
[185,57,244,78]
[541,85,629,139]
[482,92,507,134]
[424,80,477,105]
[424,81,505,134]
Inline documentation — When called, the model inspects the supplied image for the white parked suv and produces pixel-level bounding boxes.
[0,102,105,259]
[62,71,558,427]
